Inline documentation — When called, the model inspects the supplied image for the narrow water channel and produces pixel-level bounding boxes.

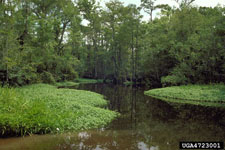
[0,83,225,150]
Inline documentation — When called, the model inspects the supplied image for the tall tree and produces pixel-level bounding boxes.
[141,0,156,21]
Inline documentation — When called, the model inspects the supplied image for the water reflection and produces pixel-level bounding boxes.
[0,83,224,150]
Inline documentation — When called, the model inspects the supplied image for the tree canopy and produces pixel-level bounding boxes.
[0,0,224,87]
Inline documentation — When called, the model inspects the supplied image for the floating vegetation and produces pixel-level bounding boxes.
[54,81,79,87]
[145,84,225,107]
[0,84,118,137]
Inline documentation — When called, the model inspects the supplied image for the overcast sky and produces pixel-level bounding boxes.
[100,0,225,21]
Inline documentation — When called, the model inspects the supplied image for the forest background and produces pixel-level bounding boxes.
[0,0,225,87]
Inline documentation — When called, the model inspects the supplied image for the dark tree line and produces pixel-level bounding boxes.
[0,0,224,87]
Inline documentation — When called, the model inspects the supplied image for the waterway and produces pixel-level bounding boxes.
[0,83,224,150]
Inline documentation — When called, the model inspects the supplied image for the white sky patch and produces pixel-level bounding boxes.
[81,19,90,26]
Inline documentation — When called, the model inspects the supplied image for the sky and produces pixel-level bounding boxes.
[100,0,225,21]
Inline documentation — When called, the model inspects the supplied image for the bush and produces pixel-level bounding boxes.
[40,71,55,84]
[161,75,189,86]
[63,69,78,81]
[7,64,40,86]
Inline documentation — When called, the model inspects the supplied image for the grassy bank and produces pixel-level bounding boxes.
[54,81,79,87]
[144,84,225,107]
[0,84,118,136]
[75,78,103,84]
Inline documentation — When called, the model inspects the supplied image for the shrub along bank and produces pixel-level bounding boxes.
[144,84,225,107]
[0,84,118,137]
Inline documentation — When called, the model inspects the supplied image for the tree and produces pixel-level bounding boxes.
[78,0,103,78]
[0,0,224,87]
[174,0,195,8]
[141,0,156,21]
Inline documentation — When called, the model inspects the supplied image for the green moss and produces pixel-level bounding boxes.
[0,84,118,136]
[144,84,225,107]
[74,78,103,84]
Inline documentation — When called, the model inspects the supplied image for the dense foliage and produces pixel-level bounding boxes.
[0,0,224,87]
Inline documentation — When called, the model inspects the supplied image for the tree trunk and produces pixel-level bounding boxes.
[150,9,153,22]
[135,23,139,84]
[93,37,98,78]
[57,20,70,55]
[131,29,135,83]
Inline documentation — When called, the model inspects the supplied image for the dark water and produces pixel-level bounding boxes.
[0,83,225,150]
